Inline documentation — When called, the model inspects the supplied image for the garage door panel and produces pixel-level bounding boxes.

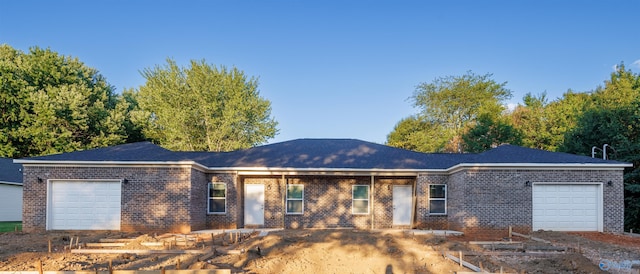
[49,181,121,230]
[533,184,601,231]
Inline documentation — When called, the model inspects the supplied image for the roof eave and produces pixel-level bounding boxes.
[15,160,210,172]
[448,162,632,173]
[0,181,23,186]
[208,167,443,176]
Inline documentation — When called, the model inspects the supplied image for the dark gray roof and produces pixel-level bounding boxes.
[469,144,626,165]
[195,139,462,169]
[18,139,630,170]
[0,157,22,184]
[24,142,183,162]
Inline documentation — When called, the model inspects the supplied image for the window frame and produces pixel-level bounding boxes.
[428,184,447,215]
[286,184,304,215]
[352,185,370,215]
[207,182,227,214]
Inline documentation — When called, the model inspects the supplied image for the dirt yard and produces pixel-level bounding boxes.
[1,229,639,273]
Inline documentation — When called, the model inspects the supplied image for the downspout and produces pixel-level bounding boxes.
[371,175,375,230]
[411,175,418,229]
[282,174,286,229]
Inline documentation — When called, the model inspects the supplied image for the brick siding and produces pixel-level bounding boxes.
[22,164,625,233]
[204,173,238,229]
[22,165,195,233]
[443,169,624,233]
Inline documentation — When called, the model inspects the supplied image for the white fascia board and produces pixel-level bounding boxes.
[14,160,211,172]
[447,162,632,173]
[208,167,437,176]
[0,181,23,186]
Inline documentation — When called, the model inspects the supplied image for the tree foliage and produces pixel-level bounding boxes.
[0,44,134,157]
[461,114,522,153]
[386,116,450,152]
[560,64,640,230]
[388,71,512,152]
[135,58,278,152]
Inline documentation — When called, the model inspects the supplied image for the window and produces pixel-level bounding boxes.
[208,183,226,214]
[286,184,304,214]
[429,184,446,214]
[352,185,370,214]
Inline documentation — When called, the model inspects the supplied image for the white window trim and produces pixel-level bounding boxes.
[352,185,370,215]
[286,184,304,215]
[428,184,447,215]
[208,182,227,214]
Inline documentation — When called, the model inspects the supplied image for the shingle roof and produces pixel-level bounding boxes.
[24,142,183,162]
[0,157,22,184]
[196,139,462,169]
[469,144,626,165]
[18,139,631,170]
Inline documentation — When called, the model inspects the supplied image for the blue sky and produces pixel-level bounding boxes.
[2,1,639,144]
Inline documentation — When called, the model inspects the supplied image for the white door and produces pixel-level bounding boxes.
[393,185,412,226]
[532,184,601,231]
[49,180,121,230]
[244,184,265,226]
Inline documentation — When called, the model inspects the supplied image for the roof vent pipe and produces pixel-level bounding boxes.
[592,146,601,158]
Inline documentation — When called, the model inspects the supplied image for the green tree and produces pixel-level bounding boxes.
[0,44,132,157]
[135,58,278,151]
[388,71,512,152]
[509,92,552,150]
[560,64,640,230]
[386,116,449,152]
[462,114,522,153]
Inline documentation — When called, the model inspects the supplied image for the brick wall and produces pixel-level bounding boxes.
[373,177,415,229]
[415,173,449,230]
[241,176,284,228]
[22,164,624,233]
[286,176,371,229]
[445,169,624,233]
[204,173,238,229]
[236,176,418,229]
[189,169,207,231]
[22,165,194,233]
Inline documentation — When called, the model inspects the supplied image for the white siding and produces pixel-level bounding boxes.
[0,183,22,221]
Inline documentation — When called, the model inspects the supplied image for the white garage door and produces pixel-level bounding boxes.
[49,180,121,230]
[532,184,601,231]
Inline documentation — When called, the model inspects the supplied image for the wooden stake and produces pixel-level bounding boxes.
[37,260,43,274]
[48,239,52,253]
[108,260,113,274]
[161,267,166,274]
[509,225,513,238]
[458,251,463,267]
[176,259,181,270]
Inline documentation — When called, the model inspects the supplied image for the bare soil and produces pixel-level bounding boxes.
[1,229,639,273]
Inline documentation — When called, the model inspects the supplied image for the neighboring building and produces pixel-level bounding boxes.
[0,157,23,222]
[16,139,631,233]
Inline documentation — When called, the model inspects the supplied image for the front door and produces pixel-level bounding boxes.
[244,184,265,226]
[393,185,412,226]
